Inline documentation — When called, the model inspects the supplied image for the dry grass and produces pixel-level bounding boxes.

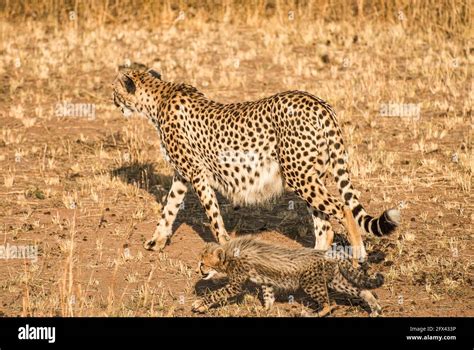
[2,0,471,36]
[0,1,472,317]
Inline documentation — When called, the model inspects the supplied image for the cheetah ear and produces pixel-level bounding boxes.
[213,247,225,262]
[119,73,136,94]
[147,69,162,80]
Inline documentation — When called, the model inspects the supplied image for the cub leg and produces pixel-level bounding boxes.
[261,284,276,310]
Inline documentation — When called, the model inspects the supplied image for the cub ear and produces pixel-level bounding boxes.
[147,69,162,80]
[213,247,225,262]
[120,73,136,94]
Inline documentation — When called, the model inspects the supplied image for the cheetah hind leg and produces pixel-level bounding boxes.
[283,168,365,265]
[310,207,364,267]
[342,207,366,267]
[330,276,382,316]
[308,208,335,251]
[359,290,382,317]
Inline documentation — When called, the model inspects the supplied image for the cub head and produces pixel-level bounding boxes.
[112,68,162,117]
[196,243,226,280]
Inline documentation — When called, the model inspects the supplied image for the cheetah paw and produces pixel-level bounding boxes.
[144,237,168,251]
[369,305,382,317]
[264,300,274,311]
[316,303,338,317]
[191,299,208,313]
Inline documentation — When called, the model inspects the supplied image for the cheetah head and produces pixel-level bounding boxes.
[112,69,162,118]
[196,243,226,280]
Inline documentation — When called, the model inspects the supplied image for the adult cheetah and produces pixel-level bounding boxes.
[112,68,400,262]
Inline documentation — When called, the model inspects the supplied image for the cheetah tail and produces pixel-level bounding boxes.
[328,142,400,236]
[352,205,400,237]
[332,157,400,236]
[339,260,384,289]
[325,107,400,237]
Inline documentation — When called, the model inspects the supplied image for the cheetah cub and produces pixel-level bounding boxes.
[192,237,383,316]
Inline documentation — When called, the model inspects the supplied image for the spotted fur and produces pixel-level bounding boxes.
[112,69,400,257]
[193,237,383,316]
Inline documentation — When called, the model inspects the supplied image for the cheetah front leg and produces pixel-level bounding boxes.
[192,280,244,313]
[261,285,276,310]
[191,173,231,245]
[144,173,188,251]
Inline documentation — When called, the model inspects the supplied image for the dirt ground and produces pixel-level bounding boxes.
[0,15,472,317]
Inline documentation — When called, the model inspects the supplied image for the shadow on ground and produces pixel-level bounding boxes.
[110,161,317,246]
[194,276,374,315]
[110,162,388,265]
